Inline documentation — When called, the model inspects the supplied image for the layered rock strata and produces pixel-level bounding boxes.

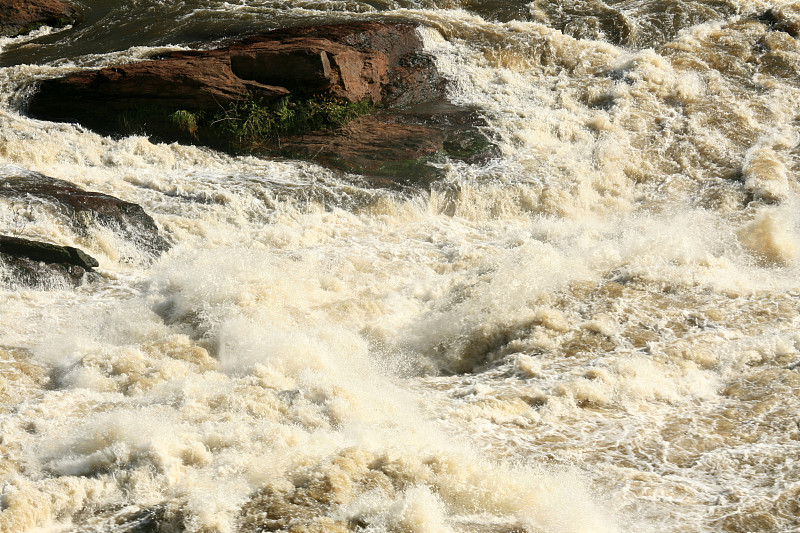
[28,22,441,125]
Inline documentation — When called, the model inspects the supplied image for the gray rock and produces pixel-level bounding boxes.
[0,169,169,258]
[0,235,96,288]
[0,234,98,269]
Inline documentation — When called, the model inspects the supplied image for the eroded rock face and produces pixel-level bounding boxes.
[0,235,97,288]
[0,170,170,258]
[0,0,77,37]
[28,50,289,132]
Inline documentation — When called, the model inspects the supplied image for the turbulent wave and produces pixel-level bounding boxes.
[1,1,800,532]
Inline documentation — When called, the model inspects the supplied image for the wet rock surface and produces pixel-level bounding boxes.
[0,234,98,269]
[0,170,170,257]
[0,0,78,37]
[26,21,493,183]
[758,9,800,37]
[0,234,97,288]
[64,505,167,533]
[272,102,496,188]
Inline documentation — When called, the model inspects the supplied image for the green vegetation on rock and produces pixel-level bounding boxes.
[210,95,372,144]
[117,94,372,148]
[169,109,202,138]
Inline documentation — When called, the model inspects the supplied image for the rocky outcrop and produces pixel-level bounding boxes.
[0,170,170,258]
[27,22,441,128]
[0,0,77,37]
[26,22,494,183]
[29,50,288,130]
[0,234,97,269]
[0,235,97,288]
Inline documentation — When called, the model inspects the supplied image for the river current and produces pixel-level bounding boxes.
[1,1,800,532]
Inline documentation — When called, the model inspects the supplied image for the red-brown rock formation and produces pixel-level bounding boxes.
[27,22,441,126]
[26,22,494,184]
[0,0,77,37]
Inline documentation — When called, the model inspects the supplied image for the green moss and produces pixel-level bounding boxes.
[55,17,75,29]
[364,154,443,185]
[442,130,493,160]
[20,22,44,35]
[302,152,443,187]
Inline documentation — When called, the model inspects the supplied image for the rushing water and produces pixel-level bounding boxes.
[2,1,800,532]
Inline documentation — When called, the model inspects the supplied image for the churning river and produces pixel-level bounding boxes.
[2,0,800,531]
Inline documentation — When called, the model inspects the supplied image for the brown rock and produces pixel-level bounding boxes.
[382,52,446,108]
[230,48,333,89]
[229,22,432,104]
[25,22,491,185]
[271,103,495,187]
[28,50,289,131]
[0,0,77,37]
[27,22,440,129]
[234,21,423,64]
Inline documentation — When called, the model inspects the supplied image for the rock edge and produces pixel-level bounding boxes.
[0,0,77,37]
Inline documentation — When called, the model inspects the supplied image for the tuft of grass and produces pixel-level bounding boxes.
[211,95,372,144]
[170,110,202,138]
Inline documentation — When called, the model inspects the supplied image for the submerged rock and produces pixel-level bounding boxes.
[0,0,77,37]
[0,234,97,269]
[0,169,170,258]
[26,21,494,184]
[0,234,97,288]
[759,9,800,37]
